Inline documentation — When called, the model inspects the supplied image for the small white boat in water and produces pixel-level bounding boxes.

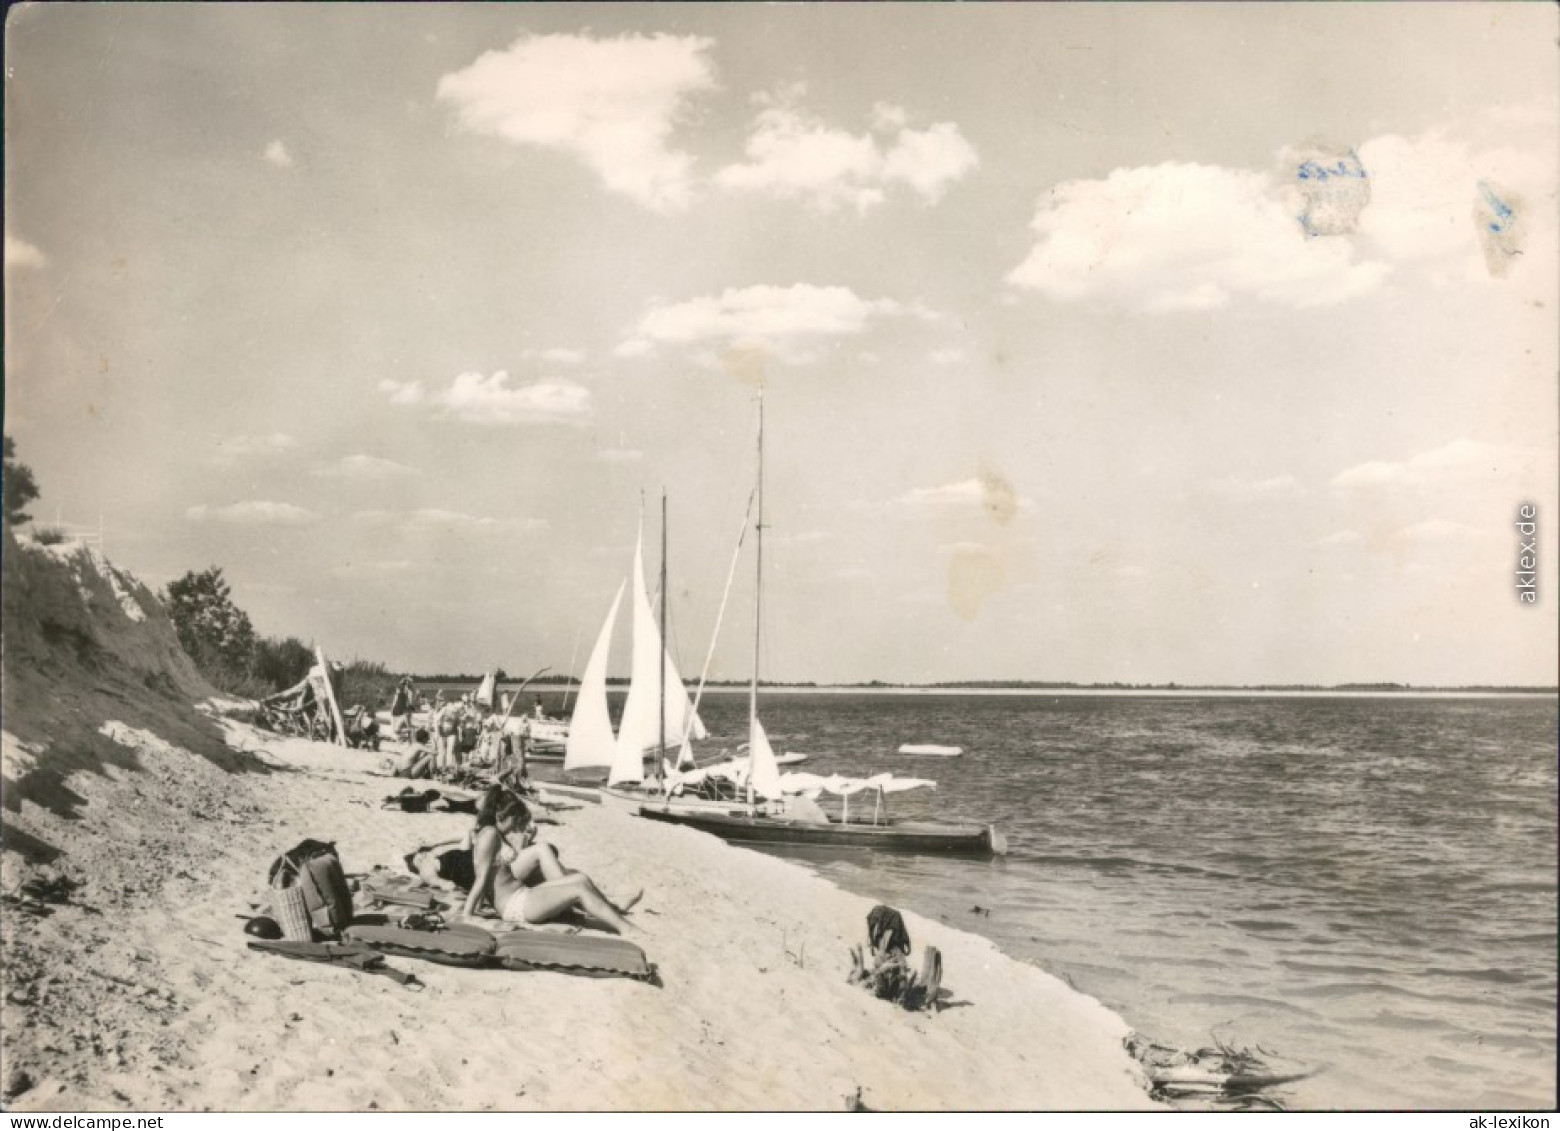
[897,744,963,757]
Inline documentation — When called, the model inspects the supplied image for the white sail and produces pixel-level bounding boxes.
[564,583,624,773]
[747,715,784,801]
[611,525,706,784]
[474,670,496,709]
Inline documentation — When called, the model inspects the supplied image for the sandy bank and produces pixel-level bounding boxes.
[1,533,1154,1110]
[3,720,1156,1111]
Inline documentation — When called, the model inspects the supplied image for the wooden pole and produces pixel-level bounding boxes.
[315,646,348,746]
[496,665,550,777]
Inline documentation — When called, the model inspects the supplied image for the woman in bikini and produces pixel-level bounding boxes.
[458,792,640,934]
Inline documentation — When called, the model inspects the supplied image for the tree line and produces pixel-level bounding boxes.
[4,436,396,708]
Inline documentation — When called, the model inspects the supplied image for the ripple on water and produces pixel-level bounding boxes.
[749,692,1558,1111]
[1228,918,1301,935]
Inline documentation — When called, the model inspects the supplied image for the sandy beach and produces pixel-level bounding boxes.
[0,535,1156,1112]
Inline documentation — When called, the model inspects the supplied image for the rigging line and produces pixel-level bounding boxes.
[559,628,583,714]
[688,483,758,722]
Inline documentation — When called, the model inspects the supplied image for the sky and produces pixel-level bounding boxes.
[5,2,1557,686]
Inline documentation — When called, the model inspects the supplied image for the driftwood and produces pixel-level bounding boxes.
[1126,1031,1317,1109]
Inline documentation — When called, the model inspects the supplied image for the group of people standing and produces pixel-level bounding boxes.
[429,690,505,774]
[382,678,546,781]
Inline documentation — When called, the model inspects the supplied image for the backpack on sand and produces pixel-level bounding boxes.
[268,839,355,940]
[849,903,943,1013]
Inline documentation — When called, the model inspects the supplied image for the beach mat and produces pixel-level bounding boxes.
[342,919,654,981]
[343,924,496,968]
[491,929,656,982]
[247,938,421,987]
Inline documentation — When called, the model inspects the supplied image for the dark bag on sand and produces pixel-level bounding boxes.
[867,905,912,958]
[268,839,355,939]
[852,905,942,1013]
[247,938,420,988]
[383,787,441,813]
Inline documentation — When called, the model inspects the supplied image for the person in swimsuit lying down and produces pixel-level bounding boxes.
[458,792,641,934]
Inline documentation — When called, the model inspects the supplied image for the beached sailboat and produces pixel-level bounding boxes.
[532,505,743,812]
[636,394,1005,858]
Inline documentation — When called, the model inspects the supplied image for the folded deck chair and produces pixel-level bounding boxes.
[343,923,496,967]
[357,871,449,912]
[247,938,421,988]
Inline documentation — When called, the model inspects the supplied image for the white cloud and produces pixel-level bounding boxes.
[263,140,294,168]
[897,475,1034,519]
[1355,114,1557,288]
[630,284,917,357]
[377,379,426,407]
[352,508,547,536]
[312,454,419,481]
[1209,474,1304,499]
[186,501,319,526]
[4,234,47,270]
[1008,110,1558,312]
[613,338,654,360]
[713,99,976,212]
[217,433,298,458]
[881,121,980,202]
[349,510,396,527]
[1007,162,1389,311]
[436,33,716,212]
[1331,438,1534,490]
[381,372,591,426]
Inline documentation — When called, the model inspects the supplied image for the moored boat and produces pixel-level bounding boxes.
[637,806,1005,856]
[629,393,1005,859]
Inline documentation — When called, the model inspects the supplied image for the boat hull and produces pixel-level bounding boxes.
[605,787,784,818]
[635,808,1004,856]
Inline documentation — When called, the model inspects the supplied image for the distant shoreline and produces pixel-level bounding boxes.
[422,680,1556,700]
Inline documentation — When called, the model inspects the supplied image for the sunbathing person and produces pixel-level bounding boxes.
[458,792,641,934]
[383,728,437,779]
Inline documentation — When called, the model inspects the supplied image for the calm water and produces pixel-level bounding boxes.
[670,693,1557,1111]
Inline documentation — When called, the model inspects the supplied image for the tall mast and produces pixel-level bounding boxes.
[749,392,764,802]
[658,489,667,773]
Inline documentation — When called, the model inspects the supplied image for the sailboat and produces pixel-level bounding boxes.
[635,393,1006,858]
[532,503,742,812]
